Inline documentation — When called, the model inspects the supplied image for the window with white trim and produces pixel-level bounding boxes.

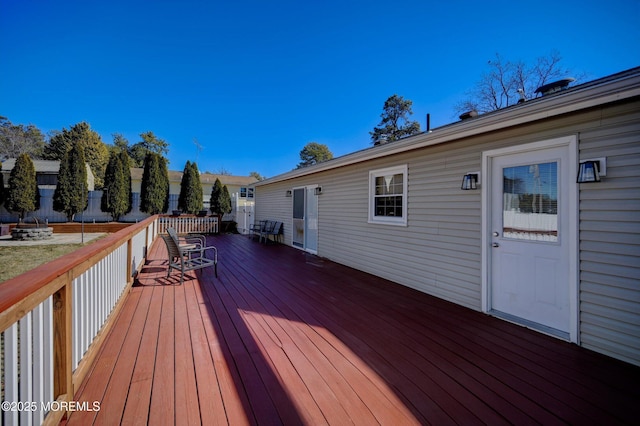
[368,165,408,226]
[239,187,255,198]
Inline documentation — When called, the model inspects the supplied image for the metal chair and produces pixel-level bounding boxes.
[161,227,217,284]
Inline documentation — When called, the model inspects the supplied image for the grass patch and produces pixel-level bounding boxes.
[0,244,85,283]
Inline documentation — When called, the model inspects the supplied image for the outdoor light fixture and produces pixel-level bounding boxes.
[314,186,322,195]
[461,172,480,190]
[577,158,606,183]
[285,190,292,197]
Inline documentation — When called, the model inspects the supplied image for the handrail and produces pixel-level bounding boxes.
[0,215,160,425]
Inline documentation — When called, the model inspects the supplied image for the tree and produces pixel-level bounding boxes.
[5,153,40,220]
[44,122,109,188]
[0,118,46,159]
[297,142,334,169]
[129,131,169,167]
[101,149,132,221]
[455,51,581,115]
[370,94,421,145]
[177,161,203,214]
[140,153,170,215]
[53,143,88,221]
[249,171,265,181]
[210,178,232,228]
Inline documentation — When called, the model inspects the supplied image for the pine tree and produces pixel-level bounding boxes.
[102,149,132,221]
[5,153,40,220]
[178,161,203,214]
[370,94,421,145]
[140,153,169,215]
[210,178,232,233]
[221,185,232,216]
[53,143,88,221]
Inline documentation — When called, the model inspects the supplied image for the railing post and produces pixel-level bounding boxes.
[53,276,73,410]
[127,237,133,285]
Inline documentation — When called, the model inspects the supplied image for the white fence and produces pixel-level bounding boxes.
[0,190,250,226]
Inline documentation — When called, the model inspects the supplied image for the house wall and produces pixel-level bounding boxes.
[254,98,640,366]
[575,103,640,365]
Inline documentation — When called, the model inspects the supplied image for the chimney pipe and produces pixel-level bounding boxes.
[426,113,431,132]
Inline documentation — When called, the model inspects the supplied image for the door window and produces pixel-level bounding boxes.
[502,162,558,242]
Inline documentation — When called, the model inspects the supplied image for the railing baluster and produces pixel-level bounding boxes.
[33,303,45,424]
[43,296,54,421]
[3,324,19,426]
[19,312,33,426]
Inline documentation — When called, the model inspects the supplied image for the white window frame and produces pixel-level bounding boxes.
[368,164,408,226]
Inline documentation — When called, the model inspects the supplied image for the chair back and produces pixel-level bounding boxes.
[273,221,282,234]
[166,227,179,243]
[161,234,181,259]
[264,221,276,232]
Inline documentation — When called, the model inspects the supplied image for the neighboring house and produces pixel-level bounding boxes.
[252,67,640,367]
[0,159,95,191]
[0,159,95,222]
[129,168,258,230]
[0,161,257,226]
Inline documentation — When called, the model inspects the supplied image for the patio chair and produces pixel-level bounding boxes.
[258,220,275,243]
[161,228,218,284]
[250,220,266,240]
[260,221,283,244]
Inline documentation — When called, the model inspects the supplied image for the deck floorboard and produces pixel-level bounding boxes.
[66,234,640,425]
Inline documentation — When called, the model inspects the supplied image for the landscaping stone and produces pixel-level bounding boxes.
[11,227,54,240]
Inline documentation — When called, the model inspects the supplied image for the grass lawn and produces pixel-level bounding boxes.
[0,244,85,283]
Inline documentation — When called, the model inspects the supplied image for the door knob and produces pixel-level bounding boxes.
[492,242,500,248]
[493,232,499,237]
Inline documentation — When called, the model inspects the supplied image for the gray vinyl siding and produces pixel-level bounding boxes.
[255,94,640,366]
[577,106,640,365]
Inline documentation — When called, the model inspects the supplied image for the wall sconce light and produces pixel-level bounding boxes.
[461,172,480,190]
[314,186,322,195]
[285,190,292,197]
[577,158,606,183]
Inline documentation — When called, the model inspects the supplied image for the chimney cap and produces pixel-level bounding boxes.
[534,78,575,96]
[459,110,478,120]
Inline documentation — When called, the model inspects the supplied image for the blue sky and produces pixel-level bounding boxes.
[2,0,639,178]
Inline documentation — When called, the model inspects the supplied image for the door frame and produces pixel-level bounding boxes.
[481,135,579,343]
[291,184,319,254]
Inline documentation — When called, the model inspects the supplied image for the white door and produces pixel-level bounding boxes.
[292,186,318,253]
[486,138,577,340]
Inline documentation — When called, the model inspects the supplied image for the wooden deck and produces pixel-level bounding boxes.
[65,234,640,425]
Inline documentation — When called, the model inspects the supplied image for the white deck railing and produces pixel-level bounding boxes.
[158,214,219,234]
[3,298,54,425]
[0,215,162,425]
